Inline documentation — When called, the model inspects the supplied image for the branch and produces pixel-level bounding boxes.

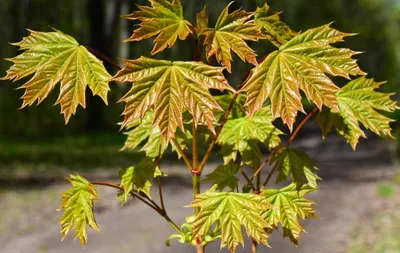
[157,148,166,211]
[92,181,180,233]
[198,92,240,172]
[240,166,256,192]
[172,138,193,171]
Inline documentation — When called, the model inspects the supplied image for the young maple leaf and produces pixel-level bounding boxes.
[1,29,111,123]
[261,183,317,246]
[57,174,100,247]
[317,77,399,149]
[240,23,366,131]
[201,3,264,73]
[253,3,299,47]
[123,0,193,55]
[113,57,234,141]
[119,157,165,204]
[189,187,273,252]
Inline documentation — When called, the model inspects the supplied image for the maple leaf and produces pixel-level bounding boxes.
[272,148,321,189]
[57,174,100,247]
[217,107,283,169]
[113,57,233,141]
[1,29,111,123]
[261,183,317,246]
[121,111,167,158]
[240,23,366,130]
[201,3,264,73]
[254,3,299,47]
[119,157,164,204]
[123,0,193,55]
[195,6,209,36]
[203,163,240,191]
[317,77,399,149]
[189,187,273,252]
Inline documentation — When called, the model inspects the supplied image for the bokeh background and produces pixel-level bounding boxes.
[1,0,400,252]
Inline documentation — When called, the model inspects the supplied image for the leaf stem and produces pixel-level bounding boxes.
[248,107,319,184]
[157,149,166,211]
[240,166,256,191]
[262,162,278,187]
[172,138,193,171]
[287,107,319,145]
[198,92,240,172]
[85,46,122,71]
[193,124,199,172]
[91,181,180,233]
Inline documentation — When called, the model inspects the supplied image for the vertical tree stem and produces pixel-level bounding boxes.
[252,239,258,253]
[193,124,199,172]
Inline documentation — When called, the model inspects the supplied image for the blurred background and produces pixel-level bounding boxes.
[0,0,400,252]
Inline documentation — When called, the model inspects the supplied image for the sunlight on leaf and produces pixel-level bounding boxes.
[1,29,111,123]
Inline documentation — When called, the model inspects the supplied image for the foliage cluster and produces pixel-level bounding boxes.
[1,0,398,252]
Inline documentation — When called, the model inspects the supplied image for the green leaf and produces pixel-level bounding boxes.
[190,187,272,252]
[57,174,100,246]
[119,158,164,204]
[201,3,264,73]
[123,0,193,55]
[254,3,299,47]
[121,111,167,158]
[214,93,247,120]
[261,183,317,246]
[317,77,399,149]
[272,148,321,189]
[203,163,240,191]
[113,57,233,141]
[240,24,366,130]
[1,29,111,123]
[217,107,283,169]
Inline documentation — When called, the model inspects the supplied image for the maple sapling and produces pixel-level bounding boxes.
[1,1,398,252]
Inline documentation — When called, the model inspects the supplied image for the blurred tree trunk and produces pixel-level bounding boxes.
[86,0,122,132]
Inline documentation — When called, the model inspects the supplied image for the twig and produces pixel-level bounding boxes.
[198,92,240,172]
[240,166,256,191]
[172,138,193,171]
[91,181,180,233]
[157,147,166,211]
[287,107,319,145]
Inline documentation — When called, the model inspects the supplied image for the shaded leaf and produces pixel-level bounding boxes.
[195,6,209,35]
[57,174,100,246]
[254,3,298,47]
[214,93,247,121]
[317,77,399,149]
[217,107,283,169]
[203,163,240,191]
[240,24,366,130]
[201,3,264,72]
[190,187,273,252]
[113,57,233,141]
[119,158,164,204]
[1,29,111,123]
[261,183,316,245]
[272,148,321,189]
[123,0,192,55]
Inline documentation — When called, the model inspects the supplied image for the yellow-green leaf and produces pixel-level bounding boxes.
[57,174,100,246]
[113,57,233,141]
[272,148,321,189]
[217,107,283,170]
[1,29,111,123]
[119,158,164,204]
[190,187,273,252]
[254,3,298,47]
[240,24,366,130]
[123,0,192,55]
[317,77,399,149]
[203,163,240,191]
[201,3,264,73]
[261,183,317,246]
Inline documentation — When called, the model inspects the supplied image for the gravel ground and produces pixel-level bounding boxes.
[0,135,397,253]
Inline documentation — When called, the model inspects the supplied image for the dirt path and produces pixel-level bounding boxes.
[0,136,396,253]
